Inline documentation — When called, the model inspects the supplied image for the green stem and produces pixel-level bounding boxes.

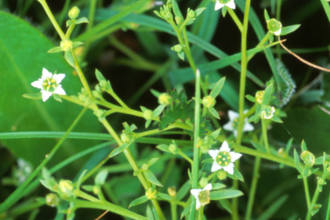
[233,0,251,219]
[261,119,270,154]
[303,177,311,209]
[189,69,201,220]
[81,0,97,59]
[0,108,87,213]
[37,0,66,40]
[178,150,193,164]
[108,90,130,109]
[227,8,243,32]
[66,23,76,39]
[82,24,122,44]
[247,32,270,61]
[171,201,178,220]
[306,187,320,220]
[198,206,204,220]
[276,0,282,59]
[245,157,261,220]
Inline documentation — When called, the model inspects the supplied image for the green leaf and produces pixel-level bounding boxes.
[210,189,243,200]
[48,46,63,53]
[176,180,191,201]
[157,193,172,201]
[261,83,274,105]
[264,9,270,22]
[64,50,75,67]
[210,77,226,98]
[180,202,192,219]
[75,17,89,25]
[95,69,106,82]
[22,93,42,100]
[172,0,183,18]
[146,206,155,220]
[0,12,101,167]
[280,24,300,36]
[153,105,165,117]
[95,170,108,185]
[129,195,149,208]
[147,158,159,167]
[144,170,163,187]
[257,195,288,220]
[208,107,220,119]
[245,94,256,102]
[156,144,170,153]
[72,41,84,49]
[301,140,308,151]
[271,115,283,123]
[212,183,226,190]
[109,142,132,158]
[294,149,302,173]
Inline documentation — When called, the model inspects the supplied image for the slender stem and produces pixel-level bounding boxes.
[108,91,130,109]
[0,108,87,213]
[37,0,66,40]
[261,119,270,154]
[198,206,204,220]
[227,8,243,32]
[66,23,76,39]
[171,201,178,220]
[306,187,321,220]
[189,70,201,220]
[81,0,97,59]
[233,0,252,219]
[245,157,261,220]
[303,177,311,209]
[178,150,193,164]
[276,0,282,59]
[247,32,270,61]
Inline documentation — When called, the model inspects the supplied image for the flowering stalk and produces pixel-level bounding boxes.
[261,119,270,153]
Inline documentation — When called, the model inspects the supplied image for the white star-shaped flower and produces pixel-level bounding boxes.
[31,68,66,102]
[208,141,242,175]
[190,183,212,210]
[215,0,236,11]
[223,110,254,137]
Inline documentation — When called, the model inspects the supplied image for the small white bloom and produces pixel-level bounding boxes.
[223,110,254,137]
[215,0,236,11]
[261,106,276,119]
[267,18,282,36]
[31,68,66,102]
[208,141,242,175]
[190,183,212,210]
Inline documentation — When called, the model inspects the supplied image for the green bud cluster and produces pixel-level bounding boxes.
[46,193,60,207]
[59,180,74,197]
[146,188,158,199]
[300,150,315,167]
[202,96,216,108]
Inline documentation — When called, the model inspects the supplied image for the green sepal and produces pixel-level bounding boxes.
[144,170,163,187]
[95,170,108,185]
[109,142,132,158]
[147,158,159,167]
[212,183,226,190]
[23,93,42,100]
[280,24,300,36]
[245,95,256,102]
[210,77,226,98]
[48,46,63,53]
[72,42,84,49]
[261,83,274,105]
[65,51,75,68]
[210,189,243,200]
[157,193,172,201]
[209,107,220,119]
[264,9,270,22]
[129,195,149,208]
[53,94,62,102]
[301,140,307,151]
[178,51,185,60]
[271,115,283,123]
[294,149,302,173]
[176,180,190,200]
[222,6,227,17]
[75,17,89,25]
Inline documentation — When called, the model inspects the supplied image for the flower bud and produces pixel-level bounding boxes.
[187,9,196,19]
[202,96,216,108]
[94,109,106,120]
[175,16,184,25]
[143,109,153,120]
[255,91,264,104]
[277,148,287,158]
[199,178,208,188]
[68,6,80,20]
[168,186,177,197]
[318,177,326,186]
[59,180,74,197]
[60,40,73,51]
[142,164,149,171]
[120,132,133,143]
[166,11,173,19]
[46,193,60,207]
[146,188,158,199]
[171,44,183,53]
[169,143,178,154]
[93,186,100,195]
[300,150,315,167]
[158,93,172,105]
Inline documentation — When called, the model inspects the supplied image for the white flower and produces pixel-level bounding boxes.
[208,141,242,175]
[31,68,66,102]
[190,183,212,210]
[223,110,254,137]
[215,0,236,11]
[261,105,276,119]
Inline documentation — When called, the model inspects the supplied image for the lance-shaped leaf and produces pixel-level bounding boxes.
[210,77,226,98]
[210,189,243,200]
[129,195,149,208]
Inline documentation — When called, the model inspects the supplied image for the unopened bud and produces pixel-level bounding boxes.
[46,193,60,207]
[68,6,80,20]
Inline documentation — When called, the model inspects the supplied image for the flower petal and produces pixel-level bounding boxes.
[31,80,43,89]
[211,161,222,172]
[41,68,52,79]
[53,74,65,84]
[195,197,202,210]
[228,110,239,120]
[226,0,236,9]
[243,121,254,131]
[54,85,66,95]
[230,152,242,162]
[208,149,219,160]
[274,28,281,36]
[219,141,230,152]
[41,90,52,102]
[223,122,233,131]
[190,189,202,199]
[203,183,212,191]
[223,163,234,175]
[215,2,224,10]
